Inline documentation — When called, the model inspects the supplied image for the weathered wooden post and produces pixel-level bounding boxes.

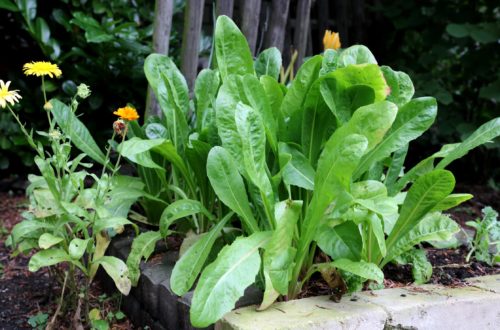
[216,0,234,18]
[241,0,262,55]
[146,0,174,118]
[263,0,290,53]
[293,0,312,69]
[181,0,205,91]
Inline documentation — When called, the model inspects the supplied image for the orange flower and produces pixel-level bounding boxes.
[323,30,341,51]
[113,106,139,121]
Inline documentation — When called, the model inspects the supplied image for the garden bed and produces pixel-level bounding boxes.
[1,183,498,329]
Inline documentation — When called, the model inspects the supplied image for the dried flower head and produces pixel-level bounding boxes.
[113,106,139,121]
[113,119,126,136]
[0,80,22,108]
[23,61,62,78]
[323,30,341,51]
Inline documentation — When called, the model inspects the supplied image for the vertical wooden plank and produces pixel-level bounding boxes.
[153,0,174,54]
[241,0,262,55]
[263,0,290,53]
[293,0,311,69]
[181,0,205,91]
[146,0,174,118]
[216,0,234,18]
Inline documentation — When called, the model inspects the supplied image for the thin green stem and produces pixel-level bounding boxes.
[6,105,42,156]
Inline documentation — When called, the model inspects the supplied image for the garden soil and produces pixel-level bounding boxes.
[0,183,499,327]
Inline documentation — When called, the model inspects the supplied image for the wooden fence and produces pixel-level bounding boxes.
[147,0,370,116]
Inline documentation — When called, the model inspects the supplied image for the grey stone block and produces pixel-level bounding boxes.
[140,263,172,320]
[158,276,182,330]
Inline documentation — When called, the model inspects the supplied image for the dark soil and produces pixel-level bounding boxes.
[0,192,135,329]
[0,181,498,327]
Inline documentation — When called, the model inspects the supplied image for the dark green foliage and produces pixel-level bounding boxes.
[372,0,500,182]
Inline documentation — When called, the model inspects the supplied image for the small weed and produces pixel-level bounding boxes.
[27,312,48,329]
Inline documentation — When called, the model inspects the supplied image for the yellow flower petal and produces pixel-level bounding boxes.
[113,106,140,121]
[323,30,341,51]
[23,61,62,78]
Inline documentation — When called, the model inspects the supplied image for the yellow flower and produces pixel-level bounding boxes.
[113,106,139,121]
[23,61,62,78]
[0,80,22,108]
[323,30,341,51]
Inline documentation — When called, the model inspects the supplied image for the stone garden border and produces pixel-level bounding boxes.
[100,234,500,330]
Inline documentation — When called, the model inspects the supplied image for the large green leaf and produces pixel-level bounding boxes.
[260,200,303,309]
[51,99,106,165]
[278,143,315,191]
[301,78,334,164]
[234,103,273,198]
[383,212,459,265]
[170,213,232,296]
[354,97,437,178]
[93,217,135,234]
[144,54,189,152]
[94,256,131,295]
[214,15,254,81]
[216,74,277,155]
[280,55,322,142]
[29,248,85,273]
[436,117,500,169]
[69,238,90,260]
[260,75,284,124]
[391,143,460,195]
[315,259,383,283]
[126,231,162,285]
[294,134,368,279]
[336,45,378,67]
[207,147,259,233]
[38,233,64,249]
[159,199,213,237]
[194,69,220,141]
[316,221,362,261]
[254,47,282,80]
[11,220,53,246]
[0,0,19,11]
[383,170,455,265]
[190,231,271,328]
[431,193,473,212]
[381,65,414,108]
[320,64,389,124]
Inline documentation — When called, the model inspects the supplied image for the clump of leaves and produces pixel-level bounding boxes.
[27,312,48,330]
[466,207,500,265]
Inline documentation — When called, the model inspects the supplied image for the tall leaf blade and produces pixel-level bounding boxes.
[126,231,162,285]
[354,97,438,178]
[190,231,271,327]
[436,117,500,169]
[383,170,455,264]
[384,212,459,265]
[207,147,259,233]
[215,15,254,81]
[170,213,232,296]
[260,200,303,309]
[280,55,322,142]
[254,47,282,80]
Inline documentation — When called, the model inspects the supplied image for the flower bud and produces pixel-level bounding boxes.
[77,83,91,99]
[43,101,53,111]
